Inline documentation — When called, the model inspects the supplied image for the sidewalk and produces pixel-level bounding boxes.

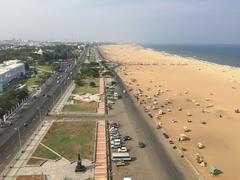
[50,81,75,114]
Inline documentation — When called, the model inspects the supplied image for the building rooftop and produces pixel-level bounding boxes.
[0,60,24,75]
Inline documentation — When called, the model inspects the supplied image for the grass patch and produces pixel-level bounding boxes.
[31,144,59,160]
[36,65,52,73]
[73,77,99,95]
[24,77,41,86]
[63,101,96,113]
[88,51,96,62]
[40,121,96,161]
[27,158,45,166]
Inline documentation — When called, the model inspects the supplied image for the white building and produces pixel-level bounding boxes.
[0,60,25,92]
[34,49,43,55]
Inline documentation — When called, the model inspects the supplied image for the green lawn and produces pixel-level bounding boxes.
[24,77,41,86]
[73,77,99,95]
[27,158,45,166]
[88,51,96,62]
[38,121,96,161]
[20,65,52,87]
[36,65,52,73]
[63,102,96,113]
[31,144,60,160]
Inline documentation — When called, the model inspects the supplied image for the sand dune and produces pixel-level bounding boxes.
[100,44,240,180]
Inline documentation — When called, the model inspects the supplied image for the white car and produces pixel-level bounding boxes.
[118,147,128,152]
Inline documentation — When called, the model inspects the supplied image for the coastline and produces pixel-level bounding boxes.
[100,44,240,180]
[138,44,240,70]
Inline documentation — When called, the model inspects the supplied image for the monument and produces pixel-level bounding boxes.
[75,153,86,172]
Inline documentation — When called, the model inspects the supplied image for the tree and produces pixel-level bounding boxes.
[89,81,96,87]
[80,63,99,78]
[74,74,84,86]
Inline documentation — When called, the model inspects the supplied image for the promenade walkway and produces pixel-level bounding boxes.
[97,77,105,116]
[94,121,107,180]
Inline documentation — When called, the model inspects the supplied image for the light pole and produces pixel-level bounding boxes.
[14,127,22,149]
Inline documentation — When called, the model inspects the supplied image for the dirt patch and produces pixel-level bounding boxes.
[16,175,45,180]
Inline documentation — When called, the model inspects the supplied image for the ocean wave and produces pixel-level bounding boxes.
[138,44,240,70]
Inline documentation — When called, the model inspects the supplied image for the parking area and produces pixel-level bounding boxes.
[106,84,156,180]
[107,99,155,180]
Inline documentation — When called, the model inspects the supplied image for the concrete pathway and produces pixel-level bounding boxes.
[51,81,75,114]
[17,158,93,180]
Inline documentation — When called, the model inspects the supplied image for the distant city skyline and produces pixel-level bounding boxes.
[0,0,240,44]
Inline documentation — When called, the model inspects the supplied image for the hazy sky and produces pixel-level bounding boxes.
[0,0,240,44]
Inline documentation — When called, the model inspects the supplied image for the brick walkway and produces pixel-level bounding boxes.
[97,77,105,116]
[94,121,107,180]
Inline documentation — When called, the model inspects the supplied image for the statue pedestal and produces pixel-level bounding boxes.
[75,162,86,172]
[75,153,86,172]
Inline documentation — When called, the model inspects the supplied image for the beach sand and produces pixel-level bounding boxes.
[100,44,240,180]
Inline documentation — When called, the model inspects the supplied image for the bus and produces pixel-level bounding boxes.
[111,152,131,161]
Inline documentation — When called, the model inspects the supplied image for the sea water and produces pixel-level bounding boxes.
[142,44,240,68]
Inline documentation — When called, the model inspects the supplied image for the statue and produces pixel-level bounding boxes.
[75,153,86,172]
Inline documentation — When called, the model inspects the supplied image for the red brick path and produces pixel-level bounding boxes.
[97,77,105,116]
[94,121,107,180]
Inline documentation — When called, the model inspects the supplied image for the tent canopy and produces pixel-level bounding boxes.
[209,165,220,175]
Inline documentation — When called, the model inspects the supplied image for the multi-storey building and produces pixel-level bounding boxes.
[0,60,25,92]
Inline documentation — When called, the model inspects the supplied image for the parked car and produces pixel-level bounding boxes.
[116,161,126,167]
[111,133,120,137]
[111,135,121,139]
[111,144,121,149]
[110,129,119,133]
[110,123,120,128]
[118,146,128,152]
[122,136,132,141]
[138,142,146,148]
[111,132,121,136]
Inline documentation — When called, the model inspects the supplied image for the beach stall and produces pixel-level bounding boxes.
[197,142,204,149]
[178,134,189,141]
[235,108,240,113]
[183,126,190,132]
[209,166,221,176]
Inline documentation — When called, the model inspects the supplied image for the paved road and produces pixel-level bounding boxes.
[0,45,89,174]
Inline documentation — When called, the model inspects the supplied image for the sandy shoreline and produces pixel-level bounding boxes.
[100,44,240,180]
